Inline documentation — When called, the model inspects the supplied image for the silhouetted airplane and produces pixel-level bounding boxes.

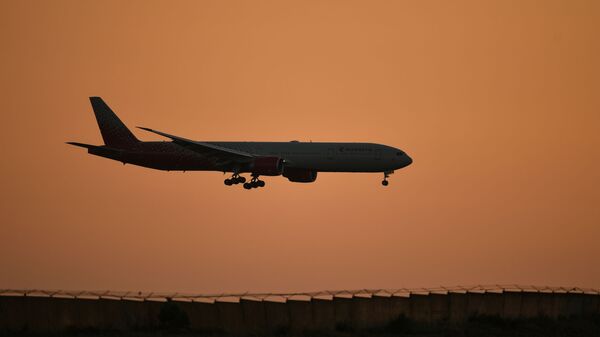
[68,97,412,189]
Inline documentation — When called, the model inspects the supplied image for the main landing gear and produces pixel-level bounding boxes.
[382,170,394,186]
[243,174,265,190]
[224,173,265,189]
[224,173,246,186]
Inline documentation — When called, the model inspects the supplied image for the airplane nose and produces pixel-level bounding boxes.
[405,154,413,167]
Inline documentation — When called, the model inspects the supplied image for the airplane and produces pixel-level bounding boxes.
[67,97,412,189]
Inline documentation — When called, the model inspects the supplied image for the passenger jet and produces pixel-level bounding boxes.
[67,97,412,189]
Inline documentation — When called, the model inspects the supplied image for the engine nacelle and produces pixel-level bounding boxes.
[283,167,318,183]
[251,157,284,176]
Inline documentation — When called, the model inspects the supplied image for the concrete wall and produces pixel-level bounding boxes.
[180,301,219,333]
[240,299,266,335]
[215,301,245,335]
[430,294,450,321]
[520,292,542,318]
[263,301,289,333]
[1,292,599,334]
[0,296,162,332]
[332,296,353,330]
[389,295,411,319]
[502,292,522,318]
[447,293,468,322]
[311,298,335,331]
[409,294,432,322]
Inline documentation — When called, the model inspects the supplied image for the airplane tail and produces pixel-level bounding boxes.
[89,97,139,149]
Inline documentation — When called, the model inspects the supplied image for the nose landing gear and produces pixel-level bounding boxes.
[382,170,393,186]
[224,173,246,186]
[243,174,265,190]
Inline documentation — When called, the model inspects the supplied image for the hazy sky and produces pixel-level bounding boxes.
[1,0,599,294]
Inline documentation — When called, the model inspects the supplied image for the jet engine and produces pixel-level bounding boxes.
[283,167,318,183]
[251,157,284,176]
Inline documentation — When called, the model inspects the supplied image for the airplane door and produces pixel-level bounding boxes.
[327,148,334,160]
[375,149,381,160]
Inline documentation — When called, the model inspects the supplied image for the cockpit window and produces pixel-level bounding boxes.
[396,152,403,156]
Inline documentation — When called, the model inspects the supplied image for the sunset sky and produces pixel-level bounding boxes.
[1,0,599,294]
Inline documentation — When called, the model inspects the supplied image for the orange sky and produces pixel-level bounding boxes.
[1,0,599,293]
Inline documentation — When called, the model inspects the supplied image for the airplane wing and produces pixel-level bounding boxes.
[137,127,254,167]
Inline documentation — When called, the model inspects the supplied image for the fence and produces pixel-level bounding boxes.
[1,285,599,333]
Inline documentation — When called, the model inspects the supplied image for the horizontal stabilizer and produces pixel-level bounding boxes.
[66,142,123,161]
[66,142,99,149]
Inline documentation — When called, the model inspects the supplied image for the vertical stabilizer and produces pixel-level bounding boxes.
[89,97,139,149]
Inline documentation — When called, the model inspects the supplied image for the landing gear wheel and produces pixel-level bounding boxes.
[225,173,246,186]
[244,174,264,189]
[382,170,393,186]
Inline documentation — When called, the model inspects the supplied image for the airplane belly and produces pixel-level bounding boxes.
[286,154,385,172]
[122,151,214,171]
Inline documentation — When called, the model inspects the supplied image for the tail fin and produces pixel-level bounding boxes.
[89,97,139,149]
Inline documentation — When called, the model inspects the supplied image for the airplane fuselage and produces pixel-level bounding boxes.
[89,141,412,173]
